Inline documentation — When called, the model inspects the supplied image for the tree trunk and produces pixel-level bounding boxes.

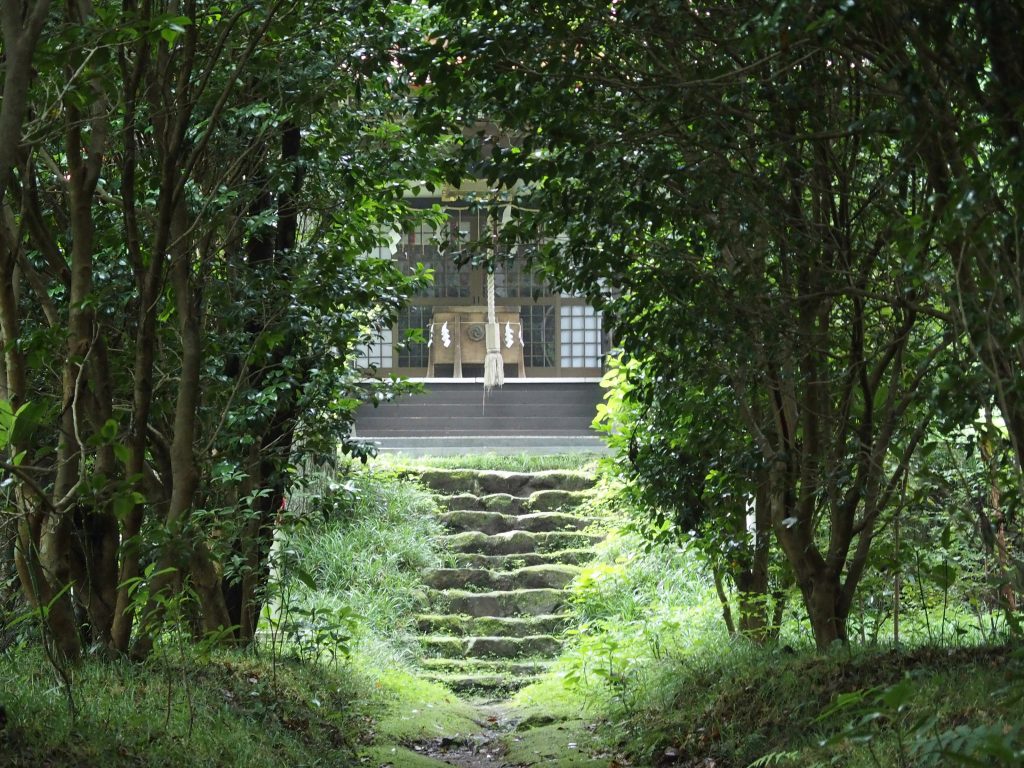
[712,566,736,636]
[223,123,303,641]
[736,474,774,642]
[806,578,847,649]
[0,1,53,204]
[132,201,231,659]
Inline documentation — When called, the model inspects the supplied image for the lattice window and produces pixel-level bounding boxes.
[356,327,393,369]
[394,220,470,299]
[521,304,556,368]
[560,304,603,369]
[494,247,551,300]
[396,306,431,368]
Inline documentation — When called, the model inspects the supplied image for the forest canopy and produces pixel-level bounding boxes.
[1,0,1023,666]
[0,0,443,658]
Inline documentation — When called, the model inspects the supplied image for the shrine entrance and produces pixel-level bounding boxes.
[357,197,608,380]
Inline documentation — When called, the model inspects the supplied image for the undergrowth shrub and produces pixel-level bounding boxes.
[560,530,727,716]
[375,452,602,472]
[553,508,1024,767]
[284,468,444,664]
[0,647,372,768]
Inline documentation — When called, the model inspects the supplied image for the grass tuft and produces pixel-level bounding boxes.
[373,452,603,473]
[0,648,374,768]
[285,469,445,665]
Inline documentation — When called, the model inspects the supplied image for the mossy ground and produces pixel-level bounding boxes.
[0,648,373,768]
[371,667,482,743]
[0,648,489,768]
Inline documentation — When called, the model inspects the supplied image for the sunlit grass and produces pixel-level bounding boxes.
[372,452,603,473]
[284,470,445,665]
[529,521,1024,767]
[0,648,374,768]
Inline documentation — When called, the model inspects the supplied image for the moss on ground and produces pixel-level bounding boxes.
[372,667,482,743]
[504,719,609,767]
[359,745,454,767]
[0,649,374,768]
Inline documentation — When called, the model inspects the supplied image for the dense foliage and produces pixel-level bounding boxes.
[417,0,1024,649]
[0,1,442,659]
[3,10,1024,766]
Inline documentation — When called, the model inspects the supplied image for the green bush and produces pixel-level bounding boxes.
[283,469,445,664]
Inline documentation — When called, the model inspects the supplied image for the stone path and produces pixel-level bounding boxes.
[408,467,601,698]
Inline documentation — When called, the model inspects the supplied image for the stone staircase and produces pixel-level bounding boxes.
[408,467,602,696]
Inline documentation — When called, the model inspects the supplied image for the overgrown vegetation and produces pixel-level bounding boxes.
[375,452,602,473]
[419,0,1024,652]
[3,1,1024,766]
[0,467,472,766]
[284,469,446,664]
[512,475,1024,767]
[0,648,372,767]
[0,0,440,660]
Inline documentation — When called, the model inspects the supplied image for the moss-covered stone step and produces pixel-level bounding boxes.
[442,530,603,556]
[526,489,591,512]
[412,468,595,496]
[441,489,591,514]
[415,612,572,637]
[438,510,596,535]
[432,588,566,617]
[419,658,554,676]
[450,548,595,569]
[454,493,526,514]
[420,634,562,659]
[424,564,580,591]
[419,671,528,695]
[444,492,488,511]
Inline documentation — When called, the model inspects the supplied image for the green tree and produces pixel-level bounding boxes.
[422,0,953,648]
[0,0,437,659]
[850,2,1024,475]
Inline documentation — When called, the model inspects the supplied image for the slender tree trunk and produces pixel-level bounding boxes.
[225,123,303,641]
[0,1,53,203]
[132,201,231,658]
[980,418,1017,611]
[736,475,773,641]
[62,337,119,647]
[712,566,736,636]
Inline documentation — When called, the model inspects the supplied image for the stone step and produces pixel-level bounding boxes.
[528,489,592,512]
[451,548,595,569]
[442,489,591,514]
[416,613,572,637]
[433,588,566,617]
[411,468,596,496]
[420,634,562,659]
[424,564,580,591]
[419,658,554,676]
[419,671,532,695]
[442,530,604,556]
[438,510,596,535]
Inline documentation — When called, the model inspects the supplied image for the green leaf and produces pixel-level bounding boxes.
[113,443,131,464]
[10,404,44,446]
[292,566,319,591]
[880,679,914,711]
[0,401,11,451]
[929,562,958,589]
[99,418,119,442]
[871,384,889,413]
[113,491,146,521]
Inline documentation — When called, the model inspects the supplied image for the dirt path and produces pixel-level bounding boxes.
[408,704,518,767]
[398,699,618,768]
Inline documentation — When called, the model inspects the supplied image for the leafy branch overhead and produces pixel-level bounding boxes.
[0,0,444,659]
